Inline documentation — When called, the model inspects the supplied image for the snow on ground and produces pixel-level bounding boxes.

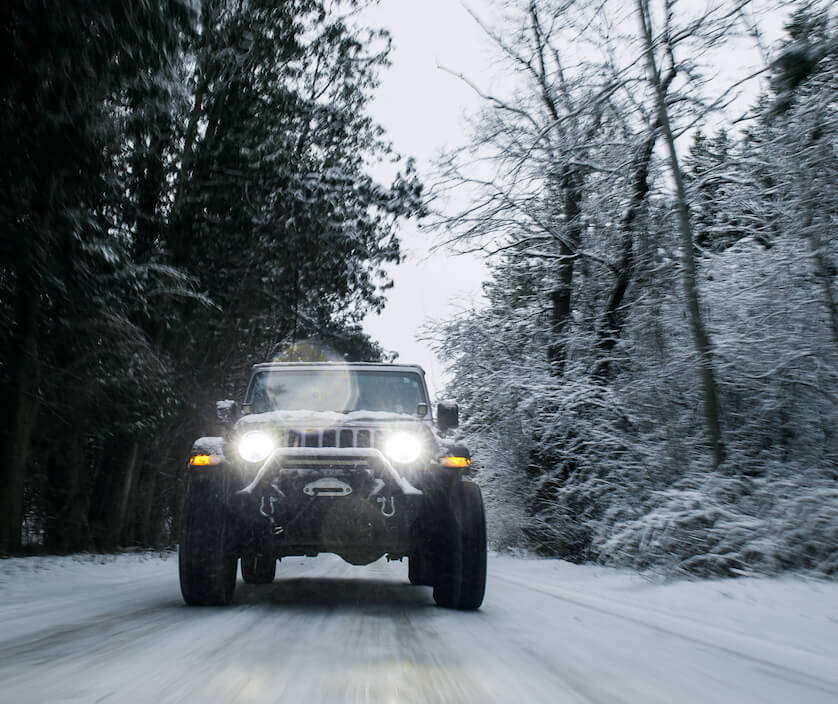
[492,554,838,668]
[0,552,837,703]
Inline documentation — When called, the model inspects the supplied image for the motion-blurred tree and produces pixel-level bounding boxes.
[0,0,423,553]
[0,0,196,553]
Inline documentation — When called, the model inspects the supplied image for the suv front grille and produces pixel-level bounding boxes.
[282,428,384,450]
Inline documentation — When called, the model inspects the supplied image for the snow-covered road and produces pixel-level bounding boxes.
[1,553,837,704]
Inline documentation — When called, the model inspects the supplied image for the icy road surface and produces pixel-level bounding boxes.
[1,553,837,704]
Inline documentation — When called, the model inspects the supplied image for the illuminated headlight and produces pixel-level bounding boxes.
[238,431,275,463]
[383,432,423,465]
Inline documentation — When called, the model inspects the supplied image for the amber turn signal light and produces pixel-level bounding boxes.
[440,456,471,468]
[189,454,214,466]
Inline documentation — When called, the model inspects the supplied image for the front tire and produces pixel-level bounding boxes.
[241,551,277,584]
[432,480,487,610]
[179,475,237,606]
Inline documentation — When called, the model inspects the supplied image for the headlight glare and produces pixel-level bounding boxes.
[384,432,423,465]
[238,431,274,463]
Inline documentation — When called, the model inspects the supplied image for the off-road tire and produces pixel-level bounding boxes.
[432,480,487,610]
[408,551,433,586]
[241,551,277,584]
[179,475,237,606]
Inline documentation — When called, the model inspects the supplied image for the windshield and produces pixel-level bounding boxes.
[246,369,427,414]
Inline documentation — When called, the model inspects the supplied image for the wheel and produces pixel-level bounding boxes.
[408,551,433,585]
[179,475,237,606]
[241,551,277,584]
[432,480,487,610]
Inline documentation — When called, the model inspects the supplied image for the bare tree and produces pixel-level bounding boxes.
[636,0,727,468]
[432,1,658,377]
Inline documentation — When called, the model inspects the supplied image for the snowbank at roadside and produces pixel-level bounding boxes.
[490,552,838,665]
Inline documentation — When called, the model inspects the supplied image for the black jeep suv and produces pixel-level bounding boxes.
[179,362,487,610]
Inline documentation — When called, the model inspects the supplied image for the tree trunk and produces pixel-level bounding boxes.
[45,432,89,553]
[547,171,583,376]
[145,471,169,547]
[132,124,170,264]
[169,71,208,268]
[87,436,141,551]
[120,449,146,546]
[136,464,159,546]
[637,0,725,469]
[103,440,141,550]
[801,206,838,349]
[0,273,41,554]
[593,130,657,380]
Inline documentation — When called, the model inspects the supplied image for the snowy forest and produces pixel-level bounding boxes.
[430,0,838,576]
[0,0,423,554]
[2,0,837,579]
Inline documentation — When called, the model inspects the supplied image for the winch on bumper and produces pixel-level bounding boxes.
[232,446,425,558]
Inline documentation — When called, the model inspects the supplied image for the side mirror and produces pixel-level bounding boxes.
[416,402,429,418]
[216,400,238,427]
[437,401,459,432]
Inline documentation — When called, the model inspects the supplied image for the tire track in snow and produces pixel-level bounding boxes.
[491,571,838,699]
[2,554,835,704]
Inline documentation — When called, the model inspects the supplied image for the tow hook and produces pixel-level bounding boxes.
[377,496,396,518]
[260,495,277,519]
[259,495,284,535]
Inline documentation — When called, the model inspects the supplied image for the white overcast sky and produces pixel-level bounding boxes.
[359,0,497,398]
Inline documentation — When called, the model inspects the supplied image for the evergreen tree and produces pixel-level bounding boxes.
[0,0,423,553]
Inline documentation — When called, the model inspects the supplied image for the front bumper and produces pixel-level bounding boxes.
[237,447,422,498]
[230,447,427,557]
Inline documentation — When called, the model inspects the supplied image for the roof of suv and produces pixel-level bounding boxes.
[251,361,426,376]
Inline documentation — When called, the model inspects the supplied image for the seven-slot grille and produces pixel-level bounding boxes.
[279,427,386,450]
